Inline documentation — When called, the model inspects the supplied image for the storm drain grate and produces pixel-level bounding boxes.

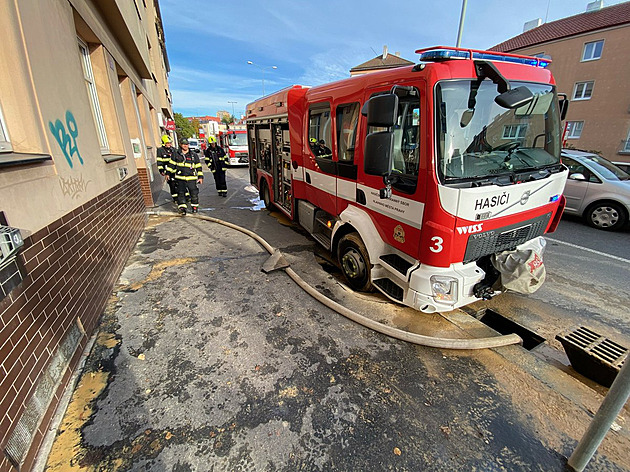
[556,327,627,387]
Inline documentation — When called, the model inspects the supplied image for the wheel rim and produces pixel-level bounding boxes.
[341,248,366,280]
[591,206,619,228]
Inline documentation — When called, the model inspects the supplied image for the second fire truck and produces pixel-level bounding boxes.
[219,129,249,166]
[246,47,569,313]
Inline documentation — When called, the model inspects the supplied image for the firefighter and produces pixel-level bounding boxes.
[166,139,203,214]
[204,136,228,197]
[157,135,178,203]
[309,137,332,158]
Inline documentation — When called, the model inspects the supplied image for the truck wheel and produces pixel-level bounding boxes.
[585,201,627,230]
[261,180,273,210]
[338,233,373,292]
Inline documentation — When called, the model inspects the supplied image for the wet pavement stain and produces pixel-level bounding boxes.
[45,297,122,472]
[121,257,197,292]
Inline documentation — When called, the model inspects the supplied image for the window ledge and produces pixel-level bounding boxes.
[0,152,52,168]
[103,154,126,163]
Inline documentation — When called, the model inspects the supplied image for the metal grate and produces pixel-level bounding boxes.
[463,213,551,263]
[563,327,627,368]
[556,327,627,387]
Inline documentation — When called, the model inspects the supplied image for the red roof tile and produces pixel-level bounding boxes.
[491,1,630,52]
[350,54,414,72]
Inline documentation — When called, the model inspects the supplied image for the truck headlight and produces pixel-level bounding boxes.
[430,276,458,304]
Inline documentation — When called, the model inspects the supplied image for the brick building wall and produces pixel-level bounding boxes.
[0,176,146,471]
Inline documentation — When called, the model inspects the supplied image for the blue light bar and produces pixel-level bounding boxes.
[418,48,549,68]
[549,195,560,203]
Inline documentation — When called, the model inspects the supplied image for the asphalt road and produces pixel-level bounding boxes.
[42,166,630,472]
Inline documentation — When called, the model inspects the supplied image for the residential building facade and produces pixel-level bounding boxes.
[491,1,630,166]
[0,1,172,470]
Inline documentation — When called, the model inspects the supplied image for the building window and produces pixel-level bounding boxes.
[582,40,603,61]
[0,103,11,153]
[78,38,109,153]
[566,121,584,139]
[502,124,528,139]
[573,81,594,100]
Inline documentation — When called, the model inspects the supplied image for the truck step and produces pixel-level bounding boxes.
[373,278,404,302]
[312,232,331,251]
[379,254,413,276]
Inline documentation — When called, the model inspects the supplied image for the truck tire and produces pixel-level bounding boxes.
[261,180,273,210]
[584,201,627,231]
[338,233,373,292]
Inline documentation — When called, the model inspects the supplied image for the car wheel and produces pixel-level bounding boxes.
[585,201,627,231]
[261,180,273,210]
[338,233,373,292]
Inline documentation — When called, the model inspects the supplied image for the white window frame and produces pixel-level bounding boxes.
[78,38,109,154]
[0,103,11,153]
[573,81,594,101]
[566,121,584,139]
[581,40,604,62]
[502,124,527,139]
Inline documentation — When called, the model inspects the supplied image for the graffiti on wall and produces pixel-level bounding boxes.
[49,110,84,169]
[59,174,91,199]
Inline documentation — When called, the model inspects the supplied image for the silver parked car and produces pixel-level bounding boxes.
[561,149,630,230]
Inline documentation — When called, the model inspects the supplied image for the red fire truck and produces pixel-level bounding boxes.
[219,129,249,166]
[246,47,569,313]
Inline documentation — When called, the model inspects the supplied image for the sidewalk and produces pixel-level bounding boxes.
[38,172,630,471]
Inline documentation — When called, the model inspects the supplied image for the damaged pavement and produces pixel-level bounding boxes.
[38,180,630,471]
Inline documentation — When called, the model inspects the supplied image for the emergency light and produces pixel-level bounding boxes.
[416,46,550,68]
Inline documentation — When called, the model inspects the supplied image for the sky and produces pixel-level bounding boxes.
[160,0,626,118]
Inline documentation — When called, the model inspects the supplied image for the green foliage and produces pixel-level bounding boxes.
[221,115,235,125]
[174,112,195,141]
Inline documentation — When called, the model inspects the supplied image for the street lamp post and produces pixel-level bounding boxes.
[228,101,237,119]
[247,61,277,96]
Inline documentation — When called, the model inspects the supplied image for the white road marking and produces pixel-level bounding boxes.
[546,237,630,265]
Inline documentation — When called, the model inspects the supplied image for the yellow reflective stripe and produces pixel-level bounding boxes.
[175,175,199,180]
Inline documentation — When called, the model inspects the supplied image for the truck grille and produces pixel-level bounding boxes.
[463,213,551,263]
[235,152,249,163]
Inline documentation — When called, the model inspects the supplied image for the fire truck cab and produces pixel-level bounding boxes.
[246,47,569,313]
[219,129,249,166]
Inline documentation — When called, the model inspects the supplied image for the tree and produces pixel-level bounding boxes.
[174,112,195,141]
[221,115,235,126]
[190,118,201,137]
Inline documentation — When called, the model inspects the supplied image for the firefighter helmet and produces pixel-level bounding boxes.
[309,137,317,144]
[161,135,171,144]
[208,136,217,143]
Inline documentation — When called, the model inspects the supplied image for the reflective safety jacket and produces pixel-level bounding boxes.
[156,145,175,175]
[204,145,227,173]
[167,149,204,181]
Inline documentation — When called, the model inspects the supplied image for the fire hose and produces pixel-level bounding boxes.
[148,210,522,350]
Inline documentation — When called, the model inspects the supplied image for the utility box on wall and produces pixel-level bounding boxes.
[0,225,25,300]
[0,225,23,267]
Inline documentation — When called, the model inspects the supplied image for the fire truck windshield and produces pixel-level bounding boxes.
[436,80,561,186]
[229,133,248,146]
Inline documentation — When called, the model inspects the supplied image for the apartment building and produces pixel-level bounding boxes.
[0,1,172,470]
[491,1,630,166]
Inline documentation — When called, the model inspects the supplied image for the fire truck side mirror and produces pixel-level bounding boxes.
[364,131,394,177]
[558,93,569,121]
[363,94,399,127]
